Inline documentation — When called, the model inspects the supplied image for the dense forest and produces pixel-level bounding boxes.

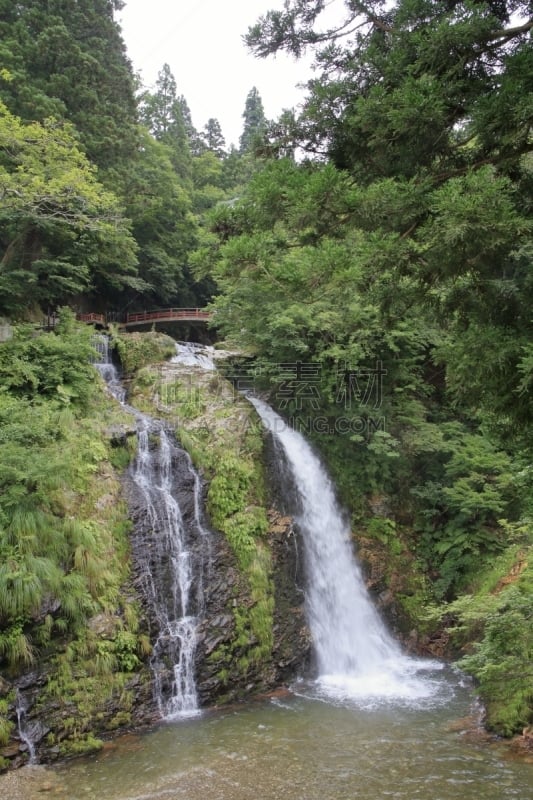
[0,0,532,752]
[0,0,270,315]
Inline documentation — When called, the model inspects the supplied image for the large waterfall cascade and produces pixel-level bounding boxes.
[248,395,442,704]
[93,336,210,718]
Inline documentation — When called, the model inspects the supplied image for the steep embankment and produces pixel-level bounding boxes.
[0,322,155,768]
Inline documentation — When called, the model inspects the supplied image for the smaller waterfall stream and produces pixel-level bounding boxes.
[248,396,443,705]
[15,690,37,764]
[131,420,209,718]
[91,334,126,403]
[92,335,210,718]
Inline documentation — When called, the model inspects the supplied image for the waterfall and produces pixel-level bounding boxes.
[15,690,37,764]
[91,334,126,403]
[93,335,210,718]
[248,396,441,705]
[131,419,210,718]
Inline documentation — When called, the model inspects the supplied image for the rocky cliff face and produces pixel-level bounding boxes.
[194,508,310,705]
[123,348,311,710]
[122,421,311,711]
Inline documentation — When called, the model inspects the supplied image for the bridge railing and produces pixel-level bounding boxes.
[125,308,211,323]
[63,309,212,327]
[76,313,106,325]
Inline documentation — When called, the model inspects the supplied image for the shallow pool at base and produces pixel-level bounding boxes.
[54,671,533,800]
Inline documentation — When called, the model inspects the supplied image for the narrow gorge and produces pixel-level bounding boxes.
[1,331,532,800]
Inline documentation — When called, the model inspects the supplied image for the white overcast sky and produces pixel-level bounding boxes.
[117,0,316,148]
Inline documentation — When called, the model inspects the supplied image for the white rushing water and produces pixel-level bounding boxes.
[132,420,208,718]
[92,335,209,718]
[171,341,217,370]
[15,689,37,764]
[91,334,126,403]
[248,396,443,706]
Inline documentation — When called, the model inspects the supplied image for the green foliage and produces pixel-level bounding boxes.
[114,630,141,672]
[0,318,139,675]
[453,583,533,736]
[412,430,517,597]
[223,508,269,570]
[136,62,235,307]
[109,440,136,471]
[122,129,197,305]
[247,2,532,175]
[202,117,226,158]
[0,305,149,751]
[366,517,403,556]
[38,616,147,752]
[208,456,254,527]
[59,733,104,757]
[113,331,176,375]
[0,623,34,668]
[0,701,14,747]
[239,87,267,154]
[0,103,140,314]
[139,63,193,180]
[0,0,138,172]
[0,311,96,403]
[157,377,206,420]
[0,10,217,313]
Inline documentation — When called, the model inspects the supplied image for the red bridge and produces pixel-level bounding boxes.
[123,308,212,326]
[75,308,212,328]
[76,312,106,325]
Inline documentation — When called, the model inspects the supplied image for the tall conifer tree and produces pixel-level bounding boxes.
[239,86,267,153]
[0,0,138,172]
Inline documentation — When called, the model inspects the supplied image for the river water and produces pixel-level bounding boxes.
[53,683,532,800]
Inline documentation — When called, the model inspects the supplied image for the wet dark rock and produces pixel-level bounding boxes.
[14,673,45,691]
[1,744,22,758]
[31,598,61,625]
[368,494,392,518]
[191,505,310,706]
[87,613,120,639]
[20,721,49,745]
[106,424,137,443]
